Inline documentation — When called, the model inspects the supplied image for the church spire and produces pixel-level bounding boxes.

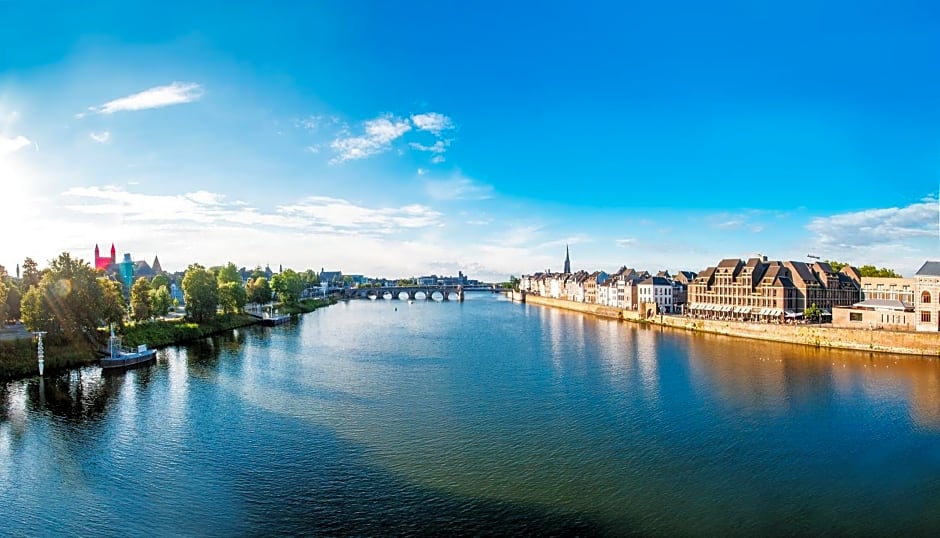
[564,244,571,274]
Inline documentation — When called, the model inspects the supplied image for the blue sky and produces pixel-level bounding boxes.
[1,1,938,280]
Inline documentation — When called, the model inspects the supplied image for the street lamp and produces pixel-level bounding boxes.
[33,331,47,376]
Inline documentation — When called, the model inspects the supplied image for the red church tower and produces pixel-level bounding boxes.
[94,243,117,271]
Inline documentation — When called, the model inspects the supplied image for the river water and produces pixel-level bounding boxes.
[2,293,940,536]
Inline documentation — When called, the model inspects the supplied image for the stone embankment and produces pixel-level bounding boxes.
[512,292,940,357]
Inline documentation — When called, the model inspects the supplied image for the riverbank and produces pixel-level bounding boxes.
[0,299,337,382]
[518,293,940,357]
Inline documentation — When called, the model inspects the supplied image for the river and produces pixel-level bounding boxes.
[2,293,940,535]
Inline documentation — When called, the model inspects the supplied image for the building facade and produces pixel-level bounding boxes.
[915,261,940,332]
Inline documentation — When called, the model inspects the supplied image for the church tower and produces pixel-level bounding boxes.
[564,244,571,274]
[110,243,116,264]
[152,255,163,275]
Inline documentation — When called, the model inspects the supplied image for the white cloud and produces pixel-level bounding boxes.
[425,174,493,201]
[807,196,939,248]
[409,140,449,154]
[616,238,637,247]
[87,82,204,115]
[292,115,339,131]
[89,131,111,144]
[0,135,33,155]
[305,145,321,154]
[430,155,445,164]
[330,114,412,163]
[278,196,442,232]
[410,112,454,135]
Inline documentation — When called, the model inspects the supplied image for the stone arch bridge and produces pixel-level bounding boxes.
[344,285,466,302]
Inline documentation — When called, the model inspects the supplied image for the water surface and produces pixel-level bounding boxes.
[2,294,940,535]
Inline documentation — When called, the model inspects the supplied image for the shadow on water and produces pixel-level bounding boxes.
[232,415,621,537]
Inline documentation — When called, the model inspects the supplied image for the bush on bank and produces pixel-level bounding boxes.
[0,338,97,380]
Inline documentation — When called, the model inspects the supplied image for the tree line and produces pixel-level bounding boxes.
[0,254,322,346]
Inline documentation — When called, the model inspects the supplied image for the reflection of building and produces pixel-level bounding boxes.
[915,261,940,332]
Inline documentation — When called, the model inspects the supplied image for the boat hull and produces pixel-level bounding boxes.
[100,349,157,369]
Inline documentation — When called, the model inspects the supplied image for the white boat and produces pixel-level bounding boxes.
[100,327,156,369]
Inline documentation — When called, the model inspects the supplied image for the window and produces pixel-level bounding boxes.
[922,292,932,304]
[922,311,932,323]
[849,312,862,322]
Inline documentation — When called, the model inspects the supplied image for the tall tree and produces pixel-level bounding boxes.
[130,277,153,322]
[247,276,272,305]
[270,269,304,306]
[151,273,170,291]
[150,286,172,318]
[5,284,21,321]
[182,264,219,323]
[21,257,40,290]
[0,280,7,322]
[218,281,247,314]
[21,253,104,346]
[99,278,126,329]
[217,262,242,285]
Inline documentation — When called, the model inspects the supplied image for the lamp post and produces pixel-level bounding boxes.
[33,331,47,376]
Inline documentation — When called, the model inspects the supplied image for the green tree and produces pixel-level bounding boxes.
[858,265,902,278]
[302,269,320,288]
[151,273,170,291]
[271,269,304,306]
[217,262,242,285]
[130,277,153,322]
[0,280,7,323]
[99,278,126,329]
[218,281,248,314]
[825,260,901,278]
[21,253,104,345]
[22,257,40,290]
[5,284,21,321]
[247,276,272,305]
[804,302,823,322]
[150,285,172,318]
[182,264,219,323]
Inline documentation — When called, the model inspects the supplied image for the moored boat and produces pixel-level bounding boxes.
[101,327,157,369]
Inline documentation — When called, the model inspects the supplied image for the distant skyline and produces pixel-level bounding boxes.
[1,1,938,280]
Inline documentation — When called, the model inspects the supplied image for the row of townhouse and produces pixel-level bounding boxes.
[520,266,697,314]
[519,251,940,331]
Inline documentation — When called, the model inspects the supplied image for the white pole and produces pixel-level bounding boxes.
[33,331,47,376]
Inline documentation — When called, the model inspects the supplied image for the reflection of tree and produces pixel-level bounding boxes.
[27,369,118,423]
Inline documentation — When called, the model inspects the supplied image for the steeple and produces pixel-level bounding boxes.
[152,255,163,275]
[110,243,116,263]
[95,244,100,257]
[564,244,571,274]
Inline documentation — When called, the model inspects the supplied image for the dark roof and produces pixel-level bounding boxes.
[641,276,672,286]
[915,261,940,277]
[718,258,741,268]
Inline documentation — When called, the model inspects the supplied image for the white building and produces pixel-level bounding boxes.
[638,276,674,314]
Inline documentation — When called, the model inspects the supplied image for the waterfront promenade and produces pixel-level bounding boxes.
[515,292,940,357]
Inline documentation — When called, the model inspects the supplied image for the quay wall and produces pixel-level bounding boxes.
[522,294,940,357]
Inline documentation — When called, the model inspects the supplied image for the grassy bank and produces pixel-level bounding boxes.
[278,297,336,315]
[0,338,98,380]
[121,313,259,348]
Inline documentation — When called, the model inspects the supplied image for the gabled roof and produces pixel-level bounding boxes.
[915,261,940,277]
[640,276,672,286]
[717,258,741,268]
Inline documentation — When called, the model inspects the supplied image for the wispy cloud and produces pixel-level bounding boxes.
[616,238,637,247]
[85,82,204,115]
[292,115,339,131]
[807,196,939,248]
[0,135,34,155]
[89,131,111,144]
[411,112,454,135]
[330,114,412,164]
[62,186,443,236]
[409,140,449,154]
[425,174,493,201]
